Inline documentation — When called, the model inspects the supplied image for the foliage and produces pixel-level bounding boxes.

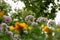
[0,0,11,15]
[20,0,58,19]
[0,0,60,40]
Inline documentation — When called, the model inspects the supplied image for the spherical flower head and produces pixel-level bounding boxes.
[25,15,35,23]
[1,23,8,27]
[3,15,12,23]
[36,17,48,24]
[7,31,13,37]
[0,23,8,33]
[47,19,56,27]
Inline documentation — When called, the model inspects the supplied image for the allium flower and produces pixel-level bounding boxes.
[0,23,8,33]
[7,31,13,37]
[47,19,56,27]
[3,15,12,23]
[36,17,48,24]
[1,23,8,27]
[1,23,9,32]
[25,15,35,24]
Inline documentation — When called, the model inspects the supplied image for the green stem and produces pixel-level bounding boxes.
[48,35,53,40]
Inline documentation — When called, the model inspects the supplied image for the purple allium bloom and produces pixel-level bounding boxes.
[3,15,12,23]
[25,15,35,22]
[1,23,8,27]
[0,23,9,32]
[47,19,56,27]
[0,23,7,33]
[7,31,13,37]
[25,15,35,23]
[36,17,48,24]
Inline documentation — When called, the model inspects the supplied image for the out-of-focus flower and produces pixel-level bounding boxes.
[36,17,48,24]
[41,24,52,35]
[1,23,8,30]
[3,15,12,23]
[9,26,15,31]
[1,23,8,27]
[47,19,56,27]
[0,23,8,33]
[19,23,28,29]
[25,15,35,24]
[7,31,13,37]
[0,10,5,16]
[15,22,28,33]
[9,22,29,33]
[15,22,28,29]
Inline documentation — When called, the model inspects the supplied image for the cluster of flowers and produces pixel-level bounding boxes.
[0,11,60,40]
[0,10,12,33]
[25,15,60,35]
[0,10,21,40]
[0,10,33,40]
[9,22,32,40]
[9,22,32,34]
